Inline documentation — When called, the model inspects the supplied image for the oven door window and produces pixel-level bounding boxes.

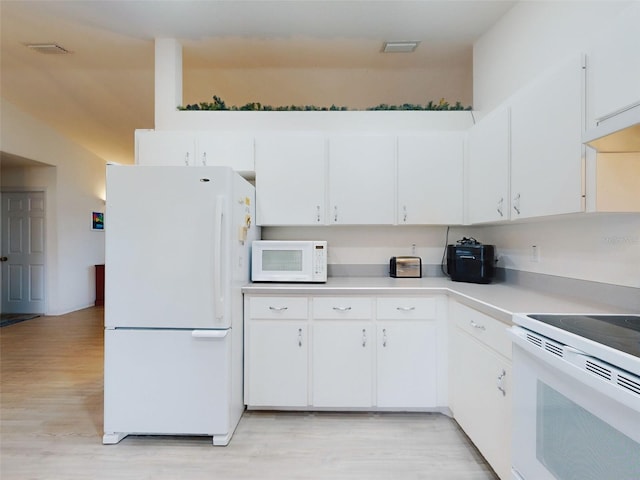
[536,380,640,480]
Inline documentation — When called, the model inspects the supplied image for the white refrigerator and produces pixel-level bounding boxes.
[102,165,258,446]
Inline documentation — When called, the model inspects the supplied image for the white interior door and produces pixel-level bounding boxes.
[1,191,46,314]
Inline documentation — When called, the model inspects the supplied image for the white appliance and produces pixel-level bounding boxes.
[251,240,327,283]
[510,313,640,480]
[103,165,258,446]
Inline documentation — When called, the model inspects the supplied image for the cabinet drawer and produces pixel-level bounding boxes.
[376,297,437,320]
[249,296,308,319]
[453,302,512,360]
[313,297,372,319]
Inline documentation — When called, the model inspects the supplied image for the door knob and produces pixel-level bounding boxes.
[0,257,7,262]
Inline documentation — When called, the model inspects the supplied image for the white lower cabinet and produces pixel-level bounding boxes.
[376,296,439,408]
[312,296,374,407]
[244,297,309,407]
[246,321,308,407]
[376,321,437,408]
[312,321,374,407]
[449,301,512,480]
[244,294,444,411]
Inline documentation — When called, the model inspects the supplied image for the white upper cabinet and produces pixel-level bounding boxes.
[397,133,464,225]
[255,135,327,226]
[197,135,254,171]
[136,130,196,166]
[136,130,255,171]
[327,135,396,225]
[587,3,640,125]
[467,107,511,224]
[510,54,585,219]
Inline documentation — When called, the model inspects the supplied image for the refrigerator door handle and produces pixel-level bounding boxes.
[213,194,226,321]
[191,330,229,339]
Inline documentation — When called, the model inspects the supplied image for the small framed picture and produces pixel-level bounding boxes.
[92,212,104,231]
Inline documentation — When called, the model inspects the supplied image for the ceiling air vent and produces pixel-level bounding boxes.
[26,43,72,54]
[382,41,419,53]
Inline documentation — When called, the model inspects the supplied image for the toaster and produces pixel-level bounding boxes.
[447,239,495,284]
[390,256,422,278]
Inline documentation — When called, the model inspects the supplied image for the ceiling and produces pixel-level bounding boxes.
[0,0,516,166]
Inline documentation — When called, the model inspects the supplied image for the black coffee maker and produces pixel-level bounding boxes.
[447,237,495,284]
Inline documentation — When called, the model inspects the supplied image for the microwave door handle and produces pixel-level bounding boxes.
[213,195,225,322]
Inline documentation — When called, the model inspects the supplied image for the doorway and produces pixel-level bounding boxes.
[1,191,46,314]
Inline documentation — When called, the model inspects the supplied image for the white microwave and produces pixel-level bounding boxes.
[251,240,327,283]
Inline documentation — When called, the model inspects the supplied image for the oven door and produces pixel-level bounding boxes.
[510,327,640,480]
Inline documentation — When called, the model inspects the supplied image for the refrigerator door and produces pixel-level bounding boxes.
[103,328,234,443]
[105,166,233,329]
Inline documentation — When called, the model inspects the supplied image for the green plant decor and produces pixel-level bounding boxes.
[178,95,471,111]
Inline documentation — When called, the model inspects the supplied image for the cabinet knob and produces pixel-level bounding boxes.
[362,328,367,347]
[297,328,303,347]
[316,205,321,223]
[382,328,387,347]
[403,205,408,223]
[0,256,7,262]
[497,197,504,217]
[185,152,190,166]
[333,206,338,222]
[202,152,207,166]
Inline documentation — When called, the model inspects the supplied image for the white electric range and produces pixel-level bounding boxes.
[510,313,640,480]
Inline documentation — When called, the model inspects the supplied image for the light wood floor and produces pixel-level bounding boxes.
[0,307,498,480]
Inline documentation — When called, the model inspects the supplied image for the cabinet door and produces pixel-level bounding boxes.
[135,130,196,166]
[312,321,373,407]
[510,55,585,219]
[246,321,308,407]
[377,321,437,408]
[588,3,640,124]
[450,328,512,480]
[397,133,464,225]
[255,135,326,225]
[197,134,255,172]
[467,107,511,224]
[328,135,396,224]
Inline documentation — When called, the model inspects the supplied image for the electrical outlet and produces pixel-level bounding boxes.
[531,245,540,263]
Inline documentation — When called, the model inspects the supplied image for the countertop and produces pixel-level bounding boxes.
[242,277,634,324]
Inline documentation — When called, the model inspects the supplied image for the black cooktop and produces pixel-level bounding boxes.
[528,314,640,358]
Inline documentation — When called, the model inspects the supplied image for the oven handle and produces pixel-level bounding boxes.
[509,326,640,413]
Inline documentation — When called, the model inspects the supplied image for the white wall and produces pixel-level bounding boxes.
[183,66,473,112]
[452,215,640,288]
[473,0,632,113]
[262,226,449,269]
[1,100,106,315]
[470,1,640,289]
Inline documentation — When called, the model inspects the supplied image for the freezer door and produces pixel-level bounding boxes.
[103,328,231,437]
[105,166,233,328]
